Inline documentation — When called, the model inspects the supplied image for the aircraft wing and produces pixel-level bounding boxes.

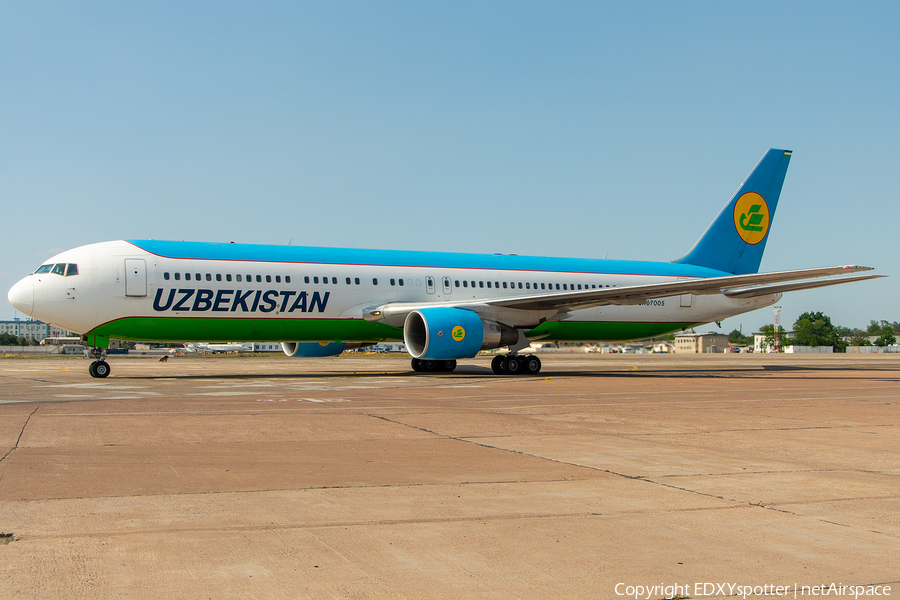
[487,265,882,311]
[365,265,882,320]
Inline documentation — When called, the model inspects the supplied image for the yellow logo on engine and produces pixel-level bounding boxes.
[733,192,770,245]
[451,326,465,341]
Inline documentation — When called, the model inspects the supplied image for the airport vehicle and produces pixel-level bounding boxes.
[7,149,882,378]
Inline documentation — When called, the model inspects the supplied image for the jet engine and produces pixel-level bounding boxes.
[403,307,518,360]
[281,342,348,357]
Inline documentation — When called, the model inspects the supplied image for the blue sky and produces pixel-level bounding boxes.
[2,1,898,334]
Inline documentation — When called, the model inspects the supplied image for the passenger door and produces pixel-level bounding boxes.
[124,259,147,297]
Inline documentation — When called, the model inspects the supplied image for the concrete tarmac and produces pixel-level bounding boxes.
[0,354,898,599]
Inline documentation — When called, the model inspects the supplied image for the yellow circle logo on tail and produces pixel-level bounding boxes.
[451,326,465,341]
[733,192,770,245]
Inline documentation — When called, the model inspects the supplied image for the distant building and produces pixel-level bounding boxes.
[252,342,283,352]
[753,331,796,353]
[673,332,730,354]
[372,343,407,353]
[0,319,68,342]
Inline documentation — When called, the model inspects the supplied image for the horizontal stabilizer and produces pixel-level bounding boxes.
[722,274,886,298]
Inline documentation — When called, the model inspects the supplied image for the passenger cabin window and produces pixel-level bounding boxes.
[266,275,271,283]
[390,279,396,286]
[206,274,212,281]
[313,277,319,284]
[175,273,181,281]
[332,277,337,284]
[164,272,170,281]
[399,279,404,286]
[372,278,378,285]
[345,277,351,285]
[185,273,192,281]
[236,274,242,282]
[354,278,360,285]
[286,276,291,283]
[216,274,222,282]
[256,275,262,283]
[304,276,310,284]
[195,273,201,281]
[226,274,232,282]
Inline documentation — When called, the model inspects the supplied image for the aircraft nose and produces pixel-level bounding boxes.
[8,278,34,315]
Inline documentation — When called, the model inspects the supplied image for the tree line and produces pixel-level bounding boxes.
[0,333,42,346]
[728,313,898,351]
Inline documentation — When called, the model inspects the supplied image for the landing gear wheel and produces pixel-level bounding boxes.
[502,355,521,375]
[491,355,505,375]
[90,360,110,378]
[440,360,457,373]
[411,358,422,372]
[523,355,542,375]
[421,359,436,372]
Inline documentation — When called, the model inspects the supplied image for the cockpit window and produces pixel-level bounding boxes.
[34,264,53,274]
[51,263,66,275]
[65,264,78,276]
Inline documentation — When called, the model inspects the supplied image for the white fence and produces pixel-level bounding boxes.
[784,346,833,354]
[0,345,84,355]
[847,346,900,354]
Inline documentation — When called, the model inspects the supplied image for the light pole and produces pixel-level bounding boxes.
[773,306,782,352]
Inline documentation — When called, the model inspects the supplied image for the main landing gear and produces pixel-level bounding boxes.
[410,355,541,375]
[491,354,542,375]
[411,358,457,373]
[87,346,110,378]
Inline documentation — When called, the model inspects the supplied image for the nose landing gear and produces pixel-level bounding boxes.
[87,347,110,378]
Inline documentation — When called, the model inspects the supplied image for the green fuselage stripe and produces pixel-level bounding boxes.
[91,317,699,344]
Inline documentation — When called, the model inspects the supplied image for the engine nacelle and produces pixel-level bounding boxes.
[403,308,518,360]
[281,342,347,357]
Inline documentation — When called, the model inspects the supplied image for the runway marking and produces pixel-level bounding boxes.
[255,398,349,403]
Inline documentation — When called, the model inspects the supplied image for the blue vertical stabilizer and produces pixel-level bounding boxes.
[676,148,792,274]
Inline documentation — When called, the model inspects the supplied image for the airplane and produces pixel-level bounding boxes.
[7,149,883,378]
[182,342,254,353]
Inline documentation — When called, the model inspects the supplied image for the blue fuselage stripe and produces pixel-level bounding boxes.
[127,240,729,279]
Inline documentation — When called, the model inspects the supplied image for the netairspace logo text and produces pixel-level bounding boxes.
[614,582,892,599]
